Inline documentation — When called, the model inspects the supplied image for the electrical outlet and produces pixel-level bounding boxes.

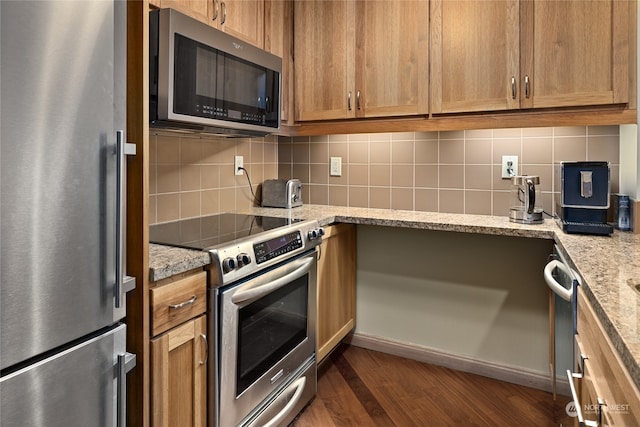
[234,155,244,176]
[330,157,342,177]
[501,155,518,179]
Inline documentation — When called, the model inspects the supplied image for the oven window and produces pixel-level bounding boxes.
[236,275,308,396]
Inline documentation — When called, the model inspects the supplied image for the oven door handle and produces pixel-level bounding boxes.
[231,256,314,305]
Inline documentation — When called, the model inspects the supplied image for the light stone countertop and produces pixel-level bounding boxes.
[149,204,640,391]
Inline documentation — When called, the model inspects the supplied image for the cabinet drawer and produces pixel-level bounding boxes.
[151,271,207,337]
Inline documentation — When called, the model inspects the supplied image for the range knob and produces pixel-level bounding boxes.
[308,227,325,240]
[222,257,237,273]
[237,253,252,267]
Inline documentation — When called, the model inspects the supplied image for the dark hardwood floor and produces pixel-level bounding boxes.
[291,344,573,427]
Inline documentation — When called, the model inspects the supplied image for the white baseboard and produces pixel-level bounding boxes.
[345,332,571,397]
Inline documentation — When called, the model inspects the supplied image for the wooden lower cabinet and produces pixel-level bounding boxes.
[316,224,357,362]
[574,289,640,426]
[150,270,208,427]
[151,315,207,427]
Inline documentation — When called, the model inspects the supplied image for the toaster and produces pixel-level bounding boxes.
[261,179,303,208]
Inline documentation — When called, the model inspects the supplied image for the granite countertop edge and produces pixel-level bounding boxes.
[148,204,640,390]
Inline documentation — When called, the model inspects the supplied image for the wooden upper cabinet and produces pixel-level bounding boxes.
[265,0,292,123]
[357,0,429,118]
[294,0,355,121]
[156,0,264,48]
[157,0,211,23]
[431,0,521,114]
[215,0,264,48]
[520,0,629,109]
[431,0,630,115]
[294,0,429,122]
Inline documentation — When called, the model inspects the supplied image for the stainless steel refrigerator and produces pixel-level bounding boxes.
[1,1,137,426]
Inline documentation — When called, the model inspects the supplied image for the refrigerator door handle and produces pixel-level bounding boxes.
[115,130,137,308]
[117,352,137,427]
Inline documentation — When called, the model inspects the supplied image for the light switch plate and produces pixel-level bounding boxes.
[330,157,342,176]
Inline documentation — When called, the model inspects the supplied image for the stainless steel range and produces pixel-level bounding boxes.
[151,213,324,427]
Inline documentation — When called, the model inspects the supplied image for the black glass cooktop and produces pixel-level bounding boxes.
[150,213,303,251]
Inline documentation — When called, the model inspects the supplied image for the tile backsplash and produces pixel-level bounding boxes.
[277,126,620,217]
[149,132,278,225]
[150,126,620,224]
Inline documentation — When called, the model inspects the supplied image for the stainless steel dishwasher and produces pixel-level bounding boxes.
[544,244,581,398]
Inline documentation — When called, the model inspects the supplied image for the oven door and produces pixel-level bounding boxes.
[218,250,317,427]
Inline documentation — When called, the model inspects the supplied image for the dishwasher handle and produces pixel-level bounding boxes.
[544,259,573,302]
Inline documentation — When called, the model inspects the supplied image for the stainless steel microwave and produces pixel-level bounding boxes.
[150,8,281,137]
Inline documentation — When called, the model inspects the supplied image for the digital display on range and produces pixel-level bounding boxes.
[253,231,302,264]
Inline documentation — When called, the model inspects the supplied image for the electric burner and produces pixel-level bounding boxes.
[150,213,303,250]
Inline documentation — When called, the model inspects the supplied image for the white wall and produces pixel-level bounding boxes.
[626,5,640,200]
[620,124,639,199]
[355,225,553,374]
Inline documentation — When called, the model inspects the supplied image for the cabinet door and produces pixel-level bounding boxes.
[577,290,640,425]
[317,224,356,362]
[520,0,629,109]
[294,0,356,121]
[151,315,207,427]
[158,0,211,25]
[357,0,429,118]
[265,0,292,122]
[218,0,264,48]
[431,0,520,113]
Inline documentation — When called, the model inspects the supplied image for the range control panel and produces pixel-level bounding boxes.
[208,220,324,287]
[254,231,303,264]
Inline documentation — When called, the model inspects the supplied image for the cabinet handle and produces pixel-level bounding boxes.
[199,333,208,365]
[212,0,219,21]
[348,91,352,111]
[356,90,361,110]
[511,76,517,99]
[221,1,227,25]
[524,75,530,99]
[566,369,604,427]
[168,295,197,310]
[579,352,588,375]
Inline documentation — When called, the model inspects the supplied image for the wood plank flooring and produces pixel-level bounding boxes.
[291,344,573,427]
